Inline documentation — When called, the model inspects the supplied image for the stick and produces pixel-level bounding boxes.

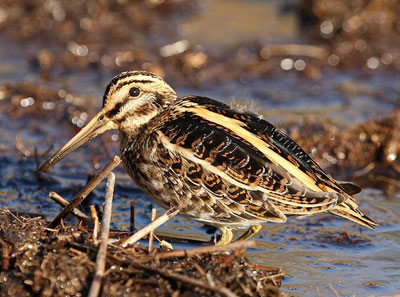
[329,283,341,297]
[48,155,121,228]
[130,201,135,232]
[148,208,157,253]
[122,208,179,247]
[90,205,100,244]
[49,191,90,222]
[1,241,10,270]
[109,254,237,297]
[87,173,115,297]
[155,240,256,260]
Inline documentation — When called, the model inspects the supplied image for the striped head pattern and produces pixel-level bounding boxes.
[102,71,177,134]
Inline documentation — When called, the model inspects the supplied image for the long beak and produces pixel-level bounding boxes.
[38,110,117,173]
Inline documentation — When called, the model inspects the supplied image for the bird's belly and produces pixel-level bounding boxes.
[123,158,257,229]
[130,161,185,210]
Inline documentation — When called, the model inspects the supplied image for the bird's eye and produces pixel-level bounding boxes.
[98,114,105,121]
[129,87,140,97]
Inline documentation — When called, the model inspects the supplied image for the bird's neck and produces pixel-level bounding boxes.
[118,111,158,156]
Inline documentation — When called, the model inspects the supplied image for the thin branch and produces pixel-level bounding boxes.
[351,162,375,177]
[329,283,341,297]
[122,208,179,247]
[48,155,121,228]
[130,201,135,232]
[155,240,256,260]
[49,191,90,222]
[90,205,100,244]
[1,241,10,270]
[4,209,23,224]
[87,173,115,297]
[148,208,157,253]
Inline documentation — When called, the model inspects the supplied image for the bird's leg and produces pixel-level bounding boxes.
[235,224,262,242]
[215,226,233,246]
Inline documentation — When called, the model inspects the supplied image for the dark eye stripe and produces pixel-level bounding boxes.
[153,92,164,108]
[106,101,124,118]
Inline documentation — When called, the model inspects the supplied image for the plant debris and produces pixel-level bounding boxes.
[285,109,400,194]
[0,208,282,297]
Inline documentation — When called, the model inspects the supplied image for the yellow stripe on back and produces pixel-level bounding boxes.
[185,105,325,193]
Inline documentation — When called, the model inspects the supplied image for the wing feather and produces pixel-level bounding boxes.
[153,103,342,224]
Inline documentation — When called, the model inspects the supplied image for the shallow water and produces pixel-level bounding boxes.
[1,1,400,296]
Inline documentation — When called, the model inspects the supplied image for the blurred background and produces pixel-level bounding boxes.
[0,0,399,296]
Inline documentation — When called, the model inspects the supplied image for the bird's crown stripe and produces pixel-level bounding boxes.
[115,79,155,91]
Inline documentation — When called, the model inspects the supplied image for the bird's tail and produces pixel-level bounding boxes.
[329,197,379,229]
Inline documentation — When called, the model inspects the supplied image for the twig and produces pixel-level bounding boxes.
[148,208,157,253]
[90,205,100,244]
[351,162,375,177]
[130,201,135,232]
[48,155,121,228]
[1,241,10,270]
[122,208,179,247]
[49,191,90,222]
[33,147,40,172]
[108,254,238,297]
[4,209,24,224]
[155,240,256,260]
[88,173,115,297]
[329,283,341,297]
[259,273,285,287]
[108,230,209,245]
[15,134,24,154]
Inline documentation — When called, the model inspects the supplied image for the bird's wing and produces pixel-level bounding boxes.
[151,96,348,223]
[183,96,348,192]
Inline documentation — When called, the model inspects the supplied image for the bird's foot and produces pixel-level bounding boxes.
[236,224,262,242]
[215,226,233,245]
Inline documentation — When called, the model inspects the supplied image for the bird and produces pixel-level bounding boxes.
[39,70,379,245]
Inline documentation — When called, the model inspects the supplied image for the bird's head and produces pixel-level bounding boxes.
[38,71,176,172]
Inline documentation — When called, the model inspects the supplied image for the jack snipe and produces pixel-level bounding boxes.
[39,71,379,245]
